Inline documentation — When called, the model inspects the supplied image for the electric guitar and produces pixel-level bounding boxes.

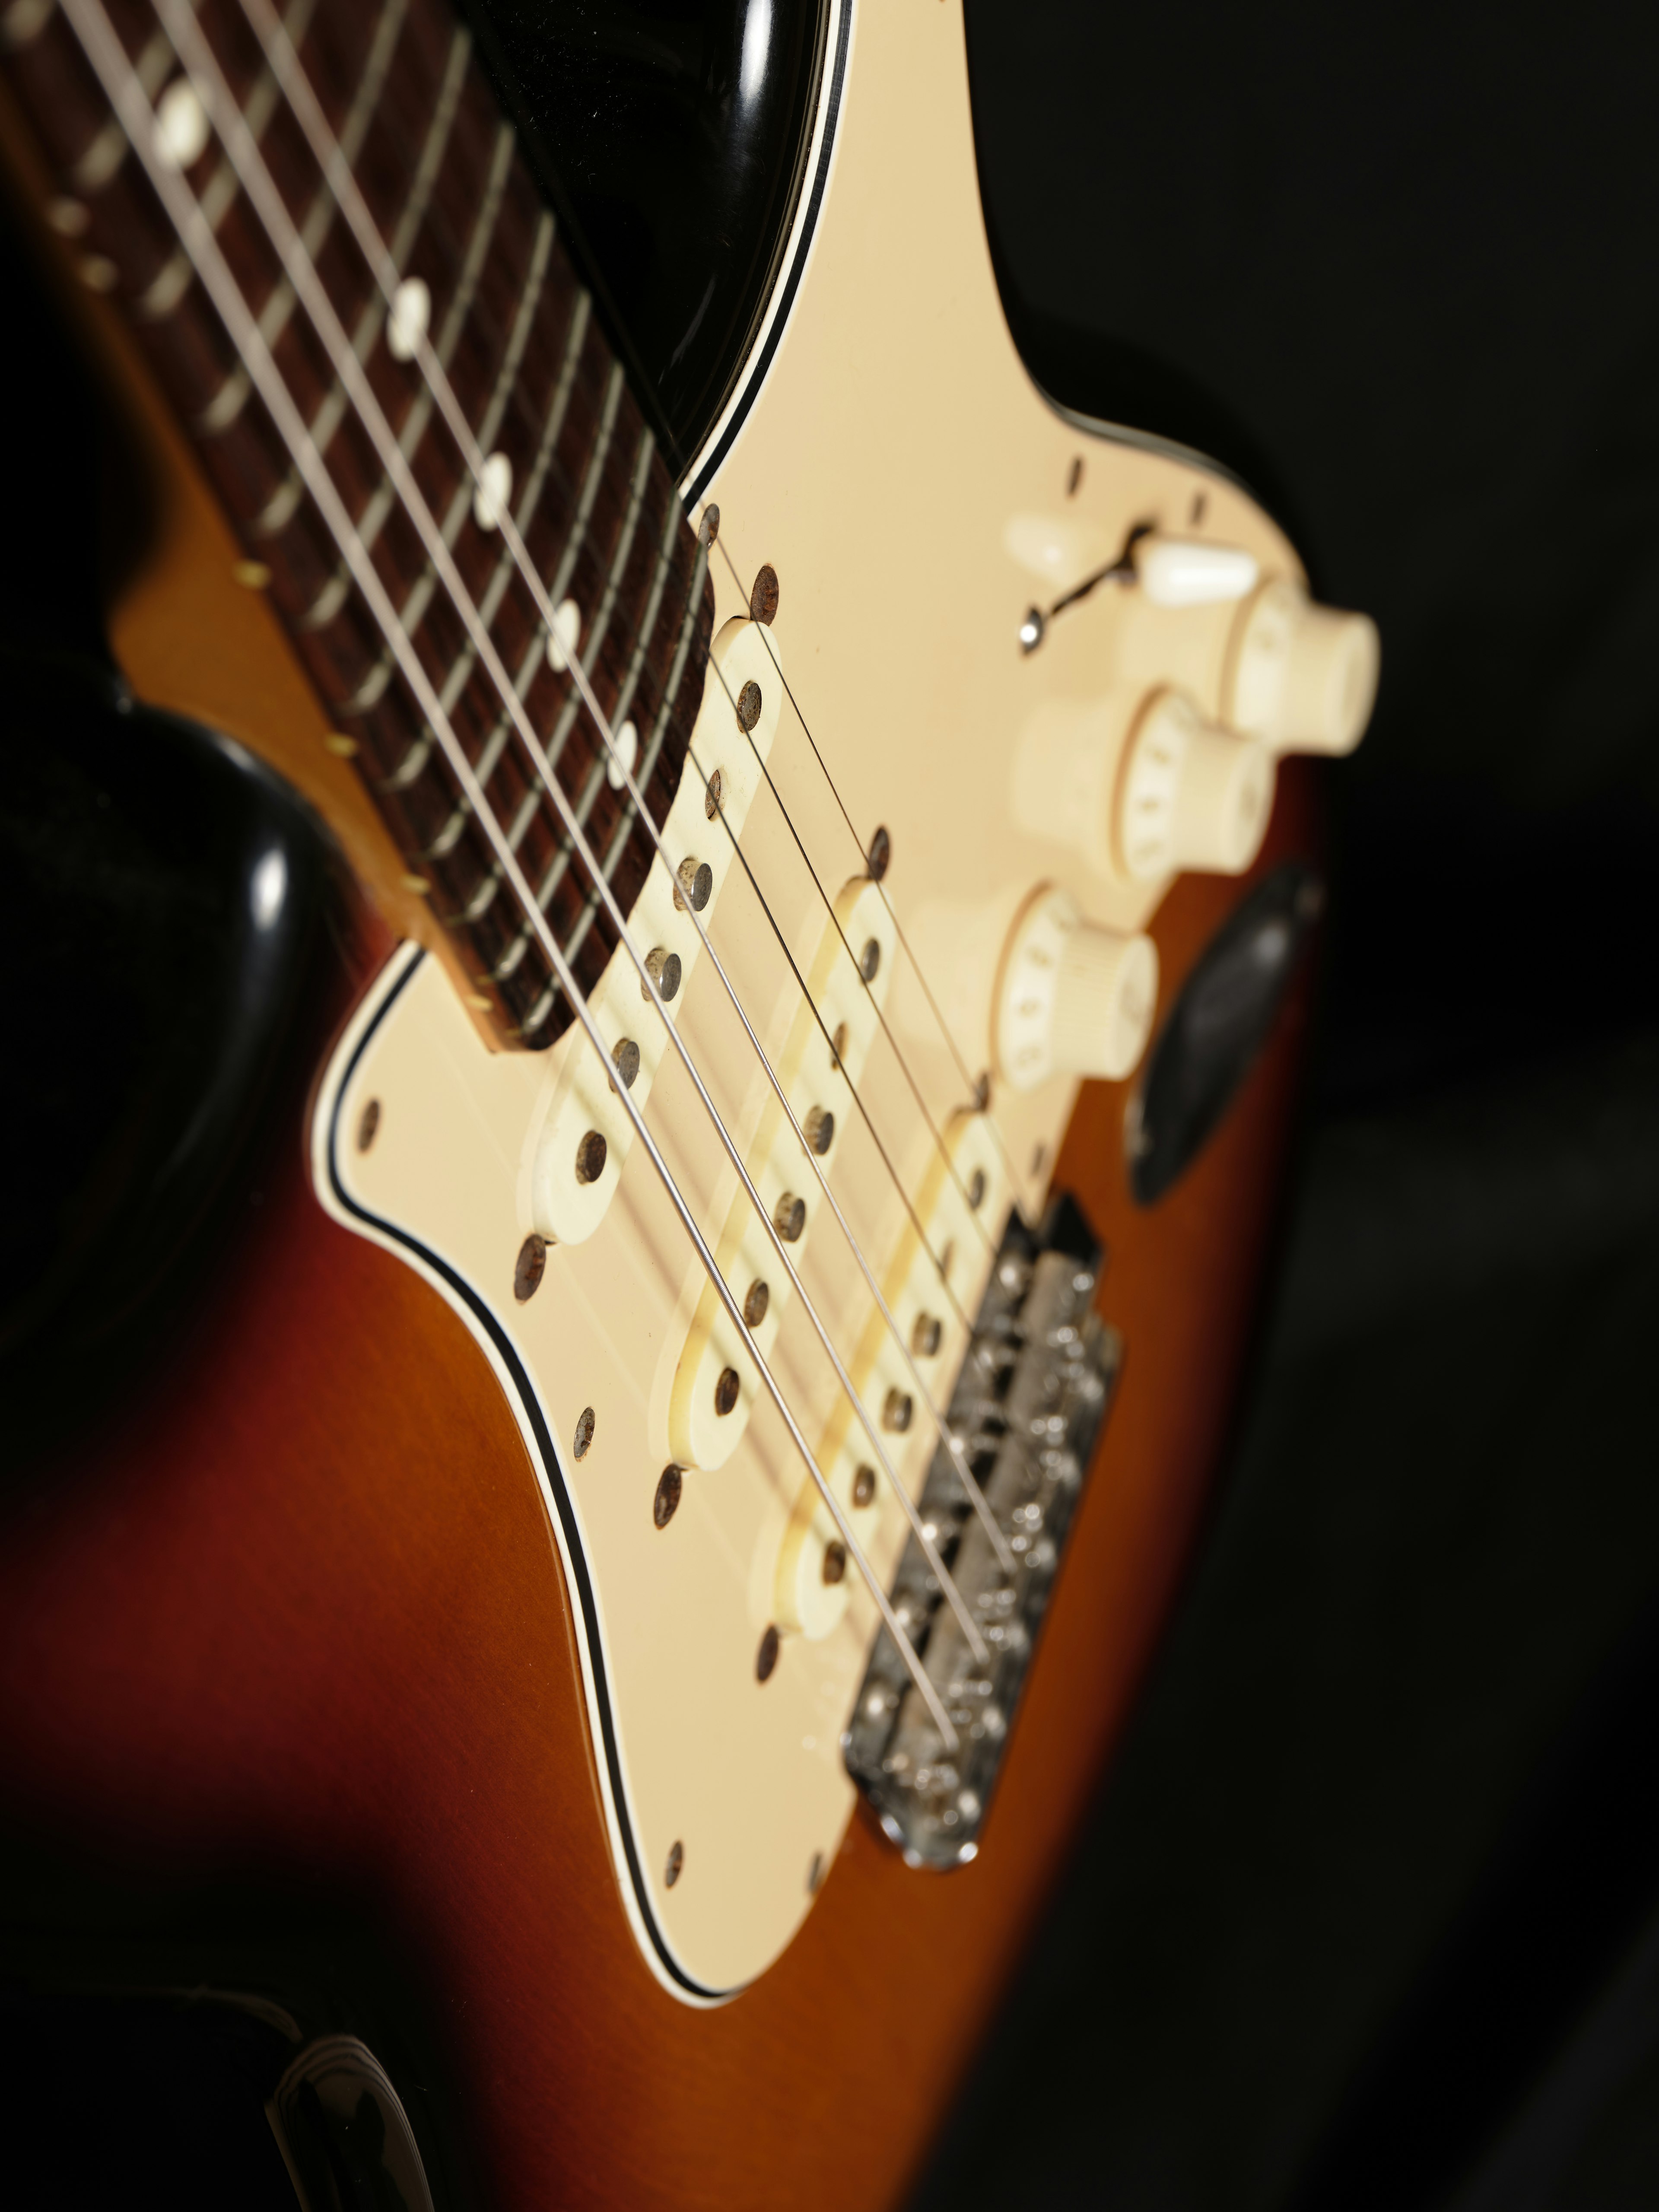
[0,0,1375,2202]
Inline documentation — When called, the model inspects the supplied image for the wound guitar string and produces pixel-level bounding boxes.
[229,0,1014,1594]
[44,0,979,1745]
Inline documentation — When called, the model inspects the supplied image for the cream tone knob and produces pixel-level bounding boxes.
[995,887,1158,1091]
[1135,536,1259,607]
[1226,579,1379,755]
[1116,690,1275,881]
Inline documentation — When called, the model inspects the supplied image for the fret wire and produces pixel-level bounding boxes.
[225,0,1010,1634]
[53,0,965,1754]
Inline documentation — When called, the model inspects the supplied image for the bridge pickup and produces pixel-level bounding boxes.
[843,1195,1121,1867]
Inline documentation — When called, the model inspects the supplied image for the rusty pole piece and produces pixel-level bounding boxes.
[749,563,779,625]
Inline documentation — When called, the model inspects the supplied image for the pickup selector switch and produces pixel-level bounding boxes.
[1116,690,1274,881]
[995,886,1158,1091]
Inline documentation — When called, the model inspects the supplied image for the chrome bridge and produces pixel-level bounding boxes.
[843,1197,1121,1866]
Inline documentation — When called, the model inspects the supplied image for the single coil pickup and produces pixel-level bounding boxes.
[773,1102,1010,1638]
[843,1194,1121,1866]
[669,875,898,1471]
[530,616,782,1246]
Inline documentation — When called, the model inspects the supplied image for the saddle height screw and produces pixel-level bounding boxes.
[514,1235,547,1303]
[356,1098,381,1152]
[654,1465,683,1529]
[756,1625,781,1682]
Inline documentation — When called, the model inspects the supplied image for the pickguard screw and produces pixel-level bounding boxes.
[704,766,723,820]
[859,938,881,982]
[808,1852,826,1894]
[866,824,891,880]
[756,1625,780,1682]
[736,680,762,732]
[852,1464,877,1509]
[749,563,779,625]
[715,1366,741,1416]
[699,502,720,548]
[356,1098,381,1152]
[572,1406,595,1459]
[744,1279,769,1327]
[1067,455,1084,497]
[654,1464,683,1528]
[822,1541,847,1586]
[514,1234,547,1302]
[665,1839,684,1886]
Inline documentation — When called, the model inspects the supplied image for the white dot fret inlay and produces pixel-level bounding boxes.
[153,78,210,171]
[606,718,639,790]
[386,277,430,362]
[547,597,582,673]
[473,450,512,532]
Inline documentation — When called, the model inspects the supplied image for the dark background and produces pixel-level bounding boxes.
[907,2,1659,2207]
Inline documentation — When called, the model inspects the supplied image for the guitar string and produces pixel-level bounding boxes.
[218,0,1011,1627]
[228,0,1016,1581]
[705,532,1029,1208]
[58,0,966,1750]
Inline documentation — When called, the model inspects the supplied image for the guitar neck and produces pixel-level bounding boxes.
[2,0,714,1049]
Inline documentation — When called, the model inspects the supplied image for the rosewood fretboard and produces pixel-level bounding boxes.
[2,0,715,1049]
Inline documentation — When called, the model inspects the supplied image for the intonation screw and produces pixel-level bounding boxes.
[654,1465,683,1529]
[852,1465,877,1509]
[356,1099,381,1152]
[704,767,723,820]
[866,825,891,881]
[674,858,714,912]
[665,1839,684,1886]
[859,938,881,982]
[750,564,780,625]
[642,947,682,1002]
[744,1279,770,1328]
[714,1367,741,1417]
[756,1625,780,1682]
[736,680,762,732]
[572,1406,595,1459]
[514,1235,547,1303]
[822,1542,847,1586]
[804,1106,835,1155]
[773,1193,807,1242]
[574,1131,608,1185]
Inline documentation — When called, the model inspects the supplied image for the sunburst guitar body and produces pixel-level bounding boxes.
[0,0,1375,2203]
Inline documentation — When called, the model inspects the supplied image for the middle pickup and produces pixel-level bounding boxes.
[668,874,897,1471]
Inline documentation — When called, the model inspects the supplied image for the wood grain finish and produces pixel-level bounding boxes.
[0,756,1317,2212]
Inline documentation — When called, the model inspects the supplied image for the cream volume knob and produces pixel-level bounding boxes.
[995,886,1159,1091]
[1116,690,1274,881]
[1226,579,1380,755]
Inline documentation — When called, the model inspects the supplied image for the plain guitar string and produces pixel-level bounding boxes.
[219,0,1018,1582]
[220,0,1015,1599]
[142,0,995,1680]
[705,531,1027,1212]
[55,0,970,1748]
